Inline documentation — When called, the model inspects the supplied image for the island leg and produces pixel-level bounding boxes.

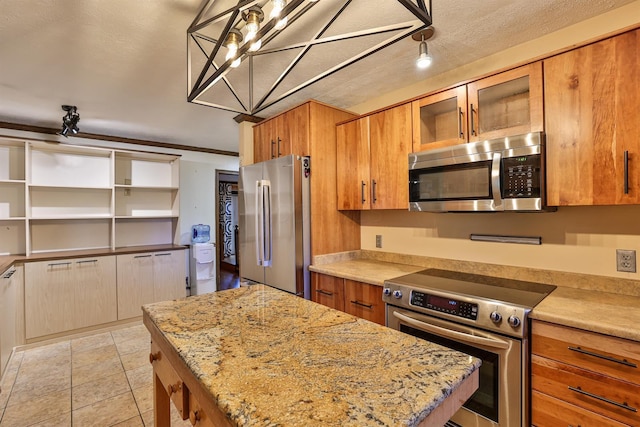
[154,371,171,427]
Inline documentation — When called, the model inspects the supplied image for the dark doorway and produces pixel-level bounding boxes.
[216,170,240,291]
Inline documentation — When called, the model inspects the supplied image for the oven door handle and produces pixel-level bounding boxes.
[392,311,510,350]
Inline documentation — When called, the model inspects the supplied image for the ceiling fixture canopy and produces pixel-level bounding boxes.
[59,105,80,137]
[187,0,432,116]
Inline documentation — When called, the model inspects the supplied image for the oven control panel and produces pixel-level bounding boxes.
[410,291,478,320]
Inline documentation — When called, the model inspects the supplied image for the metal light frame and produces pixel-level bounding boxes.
[187,0,432,115]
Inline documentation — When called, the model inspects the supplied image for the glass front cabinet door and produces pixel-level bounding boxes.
[412,62,543,152]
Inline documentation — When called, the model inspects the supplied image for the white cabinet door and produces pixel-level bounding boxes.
[153,250,186,303]
[116,253,155,320]
[1,265,23,374]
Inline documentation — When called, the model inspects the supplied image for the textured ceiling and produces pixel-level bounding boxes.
[0,0,636,154]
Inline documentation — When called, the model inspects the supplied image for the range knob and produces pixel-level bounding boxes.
[392,290,403,299]
[489,311,502,323]
[508,315,521,328]
[383,288,392,296]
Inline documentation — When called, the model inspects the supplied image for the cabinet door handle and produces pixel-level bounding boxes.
[315,289,334,296]
[134,254,152,259]
[155,253,171,257]
[76,259,98,264]
[567,346,637,368]
[624,150,629,194]
[350,300,373,309]
[3,269,15,279]
[361,181,367,204]
[470,103,476,136]
[568,386,637,412]
[458,106,464,138]
[48,262,71,267]
[372,179,377,204]
[270,140,276,159]
[277,137,282,156]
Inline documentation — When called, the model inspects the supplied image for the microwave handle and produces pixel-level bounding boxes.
[392,311,510,350]
[491,152,503,209]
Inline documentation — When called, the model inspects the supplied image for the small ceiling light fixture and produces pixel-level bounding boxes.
[242,6,264,52]
[271,0,288,30]
[59,105,80,137]
[224,29,243,68]
[413,27,434,69]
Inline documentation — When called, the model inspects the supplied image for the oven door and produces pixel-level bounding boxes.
[387,306,522,427]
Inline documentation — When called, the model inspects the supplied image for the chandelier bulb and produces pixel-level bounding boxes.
[271,0,286,18]
[416,40,432,69]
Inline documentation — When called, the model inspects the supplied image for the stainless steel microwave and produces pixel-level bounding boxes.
[409,132,555,212]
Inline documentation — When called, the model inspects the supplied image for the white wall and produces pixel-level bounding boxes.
[352,2,640,284]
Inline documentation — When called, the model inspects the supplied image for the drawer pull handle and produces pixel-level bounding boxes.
[134,255,152,259]
[315,289,333,296]
[76,259,98,264]
[568,386,637,412]
[48,262,71,267]
[189,410,201,426]
[155,253,171,257]
[167,382,181,396]
[350,300,373,309]
[3,269,15,279]
[149,352,160,364]
[568,346,638,368]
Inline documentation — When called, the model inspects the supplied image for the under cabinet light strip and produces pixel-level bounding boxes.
[469,234,542,245]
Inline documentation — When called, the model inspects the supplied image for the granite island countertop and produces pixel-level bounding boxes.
[142,284,481,427]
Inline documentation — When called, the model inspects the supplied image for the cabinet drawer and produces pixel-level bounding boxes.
[532,321,640,384]
[344,280,385,325]
[311,273,345,311]
[531,390,628,427]
[150,340,188,420]
[532,355,640,425]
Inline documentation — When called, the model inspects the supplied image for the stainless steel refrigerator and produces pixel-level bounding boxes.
[238,155,311,298]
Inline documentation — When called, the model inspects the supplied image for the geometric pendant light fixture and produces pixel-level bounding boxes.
[187,0,432,116]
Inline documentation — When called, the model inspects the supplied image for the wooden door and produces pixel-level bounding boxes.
[278,103,310,157]
[467,62,543,142]
[153,250,186,303]
[25,260,75,338]
[311,273,345,311]
[369,104,412,210]
[343,280,385,325]
[544,29,640,205]
[253,119,276,163]
[73,256,117,329]
[117,253,155,320]
[336,117,371,210]
[412,85,468,152]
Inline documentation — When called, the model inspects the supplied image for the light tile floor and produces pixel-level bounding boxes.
[0,324,191,427]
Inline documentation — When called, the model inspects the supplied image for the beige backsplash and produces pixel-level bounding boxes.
[313,249,640,298]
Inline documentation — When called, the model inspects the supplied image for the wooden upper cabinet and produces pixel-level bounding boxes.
[412,62,543,152]
[253,103,310,163]
[337,104,411,210]
[412,86,468,152]
[336,117,371,210]
[544,29,640,206]
[369,104,412,209]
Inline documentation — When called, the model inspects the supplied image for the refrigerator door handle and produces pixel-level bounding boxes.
[256,180,265,266]
[262,180,272,266]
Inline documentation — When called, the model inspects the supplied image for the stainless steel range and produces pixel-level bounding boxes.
[383,269,556,427]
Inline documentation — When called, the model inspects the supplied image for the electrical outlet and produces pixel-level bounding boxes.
[375,235,382,248]
[616,249,636,273]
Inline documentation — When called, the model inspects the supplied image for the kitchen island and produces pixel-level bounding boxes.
[143,284,481,427]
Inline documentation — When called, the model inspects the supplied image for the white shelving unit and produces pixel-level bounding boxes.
[0,138,180,255]
[0,139,27,255]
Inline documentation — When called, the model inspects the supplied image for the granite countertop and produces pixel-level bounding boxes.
[143,284,481,427]
[310,252,640,343]
[530,286,640,342]
[309,259,424,286]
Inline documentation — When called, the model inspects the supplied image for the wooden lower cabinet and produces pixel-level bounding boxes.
[531,320,640,426]
[311,273,385,325]
[117,250,186,320]
[25,256,117,339]
[1,264,23,374]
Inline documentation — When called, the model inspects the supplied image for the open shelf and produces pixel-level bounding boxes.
[115,187,178,217]
[0,219,26,255]
[115,151,179,188]
[0,181,26,219]
[114,217,178,248]
[29,187,113,218]
[0,140,26,181]
[29,218,113,254]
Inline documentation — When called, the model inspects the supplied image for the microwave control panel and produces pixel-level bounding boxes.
[502,154,541,198]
